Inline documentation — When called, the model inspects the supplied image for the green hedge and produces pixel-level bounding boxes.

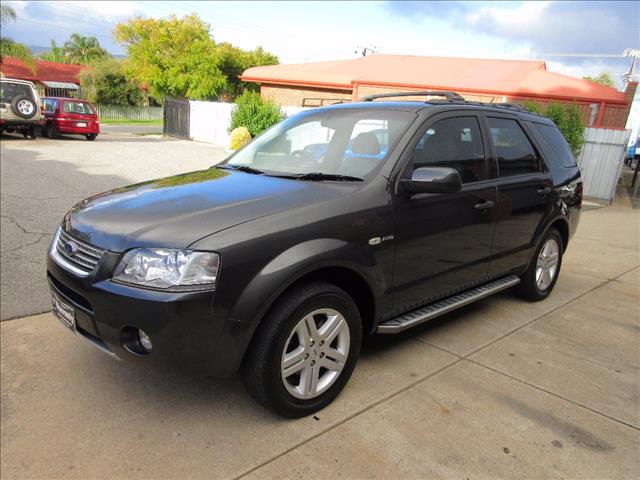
[229,91,284,137]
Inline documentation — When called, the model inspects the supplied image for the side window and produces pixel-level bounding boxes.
[43,99,58,113]
[487,117,540,176]
[533,123,577,168]
[412,116,486,183]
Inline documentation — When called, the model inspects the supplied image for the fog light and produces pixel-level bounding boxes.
[138,329,152,352]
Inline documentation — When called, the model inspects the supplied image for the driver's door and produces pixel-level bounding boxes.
[391,113,497,313]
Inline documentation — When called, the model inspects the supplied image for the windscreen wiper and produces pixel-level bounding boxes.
[217,164,264,175]
[284,172,364,182]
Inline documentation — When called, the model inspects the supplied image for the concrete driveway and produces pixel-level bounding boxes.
[1,148,638,479]
[0,131,228,320]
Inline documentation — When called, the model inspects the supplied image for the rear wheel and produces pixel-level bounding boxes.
[46,125,60,139]
[515,228,563,301]
[86,134,97,141]
[241,282,362,417]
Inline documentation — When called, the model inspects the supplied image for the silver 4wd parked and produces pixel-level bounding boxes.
[0,78,44,139]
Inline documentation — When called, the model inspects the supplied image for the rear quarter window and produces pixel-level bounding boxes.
[532,123,577,168]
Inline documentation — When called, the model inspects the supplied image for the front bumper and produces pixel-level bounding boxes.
[46,247,256,377]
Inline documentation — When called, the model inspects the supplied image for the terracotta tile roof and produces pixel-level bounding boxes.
[242,54,627,104]
[0,57,86,84]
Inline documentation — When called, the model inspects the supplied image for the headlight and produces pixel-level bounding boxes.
[113,248,220,289]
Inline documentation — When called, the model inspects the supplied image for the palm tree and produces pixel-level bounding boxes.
[63,34,109,65]
[0,5,34,67]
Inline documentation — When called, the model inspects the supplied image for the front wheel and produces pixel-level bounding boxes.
[241,282,362,417]
[515,228,563,301]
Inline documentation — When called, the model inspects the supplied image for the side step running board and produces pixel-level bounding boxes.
[377,275,520,334]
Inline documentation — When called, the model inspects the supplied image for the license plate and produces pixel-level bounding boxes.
[76,122,87,127]
[52,291,75,331]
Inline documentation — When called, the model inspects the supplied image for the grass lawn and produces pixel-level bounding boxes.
[99,118,163,125]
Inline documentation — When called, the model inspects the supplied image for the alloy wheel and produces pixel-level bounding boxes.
[281,308,350,400]
[535,238,559,291]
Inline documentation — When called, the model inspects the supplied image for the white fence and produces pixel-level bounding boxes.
[186,101,307,146]
[577,127,631,203]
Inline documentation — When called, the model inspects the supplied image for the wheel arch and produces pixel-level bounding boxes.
[228,238,384,338]
[548,217,569,251]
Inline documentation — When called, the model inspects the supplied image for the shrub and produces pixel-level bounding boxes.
[229,126,251,150]
[522,101,585,157]
[229,91,284,137]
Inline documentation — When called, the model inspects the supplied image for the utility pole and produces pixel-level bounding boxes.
[355,45,378,57]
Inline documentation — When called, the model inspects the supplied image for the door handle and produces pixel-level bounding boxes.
[537,187,552,196]
[474,200,495,211]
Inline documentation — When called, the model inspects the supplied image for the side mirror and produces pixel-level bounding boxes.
[402,167,462,195]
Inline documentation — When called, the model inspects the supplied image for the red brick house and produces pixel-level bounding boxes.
[0,57,86,98]
[241,54,637,129]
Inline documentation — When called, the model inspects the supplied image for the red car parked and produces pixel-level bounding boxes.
[43,97,100,141]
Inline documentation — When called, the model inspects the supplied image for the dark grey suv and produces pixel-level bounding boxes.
[47,92,582,417]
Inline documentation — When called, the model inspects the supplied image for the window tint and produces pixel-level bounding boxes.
[533,123,577,167]
[487,117,540,176]
[231,110,415,179]
[43,98,58,113]
[0,82,33,103]
[62,101,94,114]
[411,116,486,183]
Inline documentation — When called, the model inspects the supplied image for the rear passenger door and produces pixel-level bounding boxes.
[484,115,554,276]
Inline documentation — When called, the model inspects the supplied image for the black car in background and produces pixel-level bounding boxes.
[47,91,582,417]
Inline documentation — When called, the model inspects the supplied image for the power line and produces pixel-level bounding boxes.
[14,17,114,43]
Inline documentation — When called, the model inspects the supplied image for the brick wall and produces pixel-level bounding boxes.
[260,84,352,107]
[260,82,632,129]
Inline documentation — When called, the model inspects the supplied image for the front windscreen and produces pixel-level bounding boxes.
[226,109,416,179]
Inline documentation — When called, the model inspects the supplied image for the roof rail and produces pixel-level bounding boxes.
[361,91,465,102]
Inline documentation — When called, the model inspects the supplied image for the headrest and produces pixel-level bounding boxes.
[351,132,381,155]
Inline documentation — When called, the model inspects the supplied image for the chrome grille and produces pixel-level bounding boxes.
[54,229,104,275]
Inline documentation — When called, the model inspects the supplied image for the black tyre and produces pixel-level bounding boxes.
[11,95,36,119]
[241,282,362,418]
[22,127,36,140]
[86,134,97,141]
[515,228,563,301]
[46,125,60,139]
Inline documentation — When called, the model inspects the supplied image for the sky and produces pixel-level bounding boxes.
[2,0,638,88]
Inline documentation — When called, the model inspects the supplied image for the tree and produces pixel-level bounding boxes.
[79,58,145,106]
[0,5,34,68]
[523,101,585,156]
[38,40,67,63]
[583,72,615,88]
[115,14,225,102]
[63,34,109,65]
[217,43,278,100]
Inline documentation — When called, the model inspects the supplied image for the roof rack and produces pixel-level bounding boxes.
[359,90,542,117]
[361,91,465,102]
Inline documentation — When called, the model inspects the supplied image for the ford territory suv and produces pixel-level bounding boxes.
[47,92,582,417]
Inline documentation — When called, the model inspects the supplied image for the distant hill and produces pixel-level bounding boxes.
[27,44,126,59]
